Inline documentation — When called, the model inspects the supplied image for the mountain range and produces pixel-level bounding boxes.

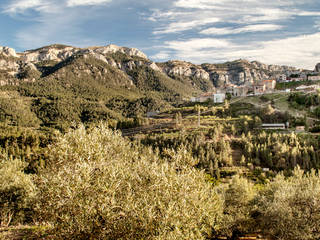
[0,43,309,129]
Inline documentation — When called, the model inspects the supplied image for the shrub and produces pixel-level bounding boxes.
[255,167,320,240]
[35,124,223,239]
[0,157,36,226]
[217,175,257,238]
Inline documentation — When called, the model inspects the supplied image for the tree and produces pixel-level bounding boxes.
[35,124,223,240]
[0,159,36,226]
[218,176,256,238]
[255,167,320,240]
[265,104,275,115]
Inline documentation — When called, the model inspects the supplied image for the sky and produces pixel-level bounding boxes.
[0,0,320,69]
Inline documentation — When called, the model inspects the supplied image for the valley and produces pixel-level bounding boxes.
[1,44,320,240]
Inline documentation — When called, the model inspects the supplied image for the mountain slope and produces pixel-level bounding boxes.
[0,43,302,130]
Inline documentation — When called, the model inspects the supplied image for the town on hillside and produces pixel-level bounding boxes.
[191,64,320,103]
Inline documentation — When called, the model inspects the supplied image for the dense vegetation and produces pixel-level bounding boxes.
[1,124,320,240]
[1,50,320,239]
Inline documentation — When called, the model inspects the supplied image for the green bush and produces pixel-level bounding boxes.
[217,176,257,238]
[0,158,36,226]
[255,167,320,240]
[35,124,223,239]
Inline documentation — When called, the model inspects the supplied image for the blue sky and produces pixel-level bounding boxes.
[0,0,320,69]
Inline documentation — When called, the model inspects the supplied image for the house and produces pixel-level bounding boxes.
[253,83,266,95]
[226,85,248,97]
[190,97,197,102]
[277,74,287,82]
[235,86,248,97]
[190,92,226,103]
[213,93,226,103]
[308,75,320,81]
[263,80,276,90]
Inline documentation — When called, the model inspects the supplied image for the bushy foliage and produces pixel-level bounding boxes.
[35,124,223,239]
[255,167,320,240]
[0,126,54,173]
[0,92,40,127]
[217,176,257,238]
[238,131,320,170]
[140,126,233,175]
[288,92,320,107]
[0,158,36,226]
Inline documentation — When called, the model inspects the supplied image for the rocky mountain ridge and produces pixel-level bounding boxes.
[158,59,297,88]
[0,43,301,90]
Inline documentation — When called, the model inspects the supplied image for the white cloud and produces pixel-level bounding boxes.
[174,0,315,9]
[2,0,113,49]
[4,0,44,13]
[148,0,320,68]
[151,51,170,60]
[297,11,320,16]
[153,17,220,34]
[3,0,112,14]
[164,38,232,51]
[201,24,283,35]
[67,0,111,7]
[152,33,320,69]
[149,0,319,36]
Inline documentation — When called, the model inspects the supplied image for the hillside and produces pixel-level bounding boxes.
[0,43,300,130]
[158,59,297,88]
[2,44,320,240]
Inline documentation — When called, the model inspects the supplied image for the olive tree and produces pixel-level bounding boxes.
[35,124,223,239]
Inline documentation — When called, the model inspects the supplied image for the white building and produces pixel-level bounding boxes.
[261,123,286,129]
[308,75,320,81]
[213,93,226,103]
[190,93,226,103]
[277,74,287,82]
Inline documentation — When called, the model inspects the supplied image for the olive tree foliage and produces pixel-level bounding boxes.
[35,124,223,240]
[0,158,36,226]
[255,167,320,240]
[217,175,257,238]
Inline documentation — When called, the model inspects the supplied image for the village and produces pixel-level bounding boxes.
[191,65,320,103]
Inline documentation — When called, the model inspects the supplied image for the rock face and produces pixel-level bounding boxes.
[0,46,17,58]
[315,63,320,72]
[0,44,151,86]
[21,44,148,63]
[0,43,301,91]
[159,59,296,87]
[91,44,148,59]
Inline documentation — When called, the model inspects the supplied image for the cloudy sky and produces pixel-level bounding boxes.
[0,0,320,69]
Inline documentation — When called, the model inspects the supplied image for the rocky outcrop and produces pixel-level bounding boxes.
[159,59,297,87]
[0,44,150,86]
[22,45,77,62]
[161,61,210,80]
[0,46,17,58]
[21,44,148,63]
[0,43,303,91]
[92,44,147,59]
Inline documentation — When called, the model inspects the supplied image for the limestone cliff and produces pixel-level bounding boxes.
[20,44,148,63]
[158,59,296,88]
[0,44,300,92]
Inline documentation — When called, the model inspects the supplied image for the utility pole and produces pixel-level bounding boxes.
[198,106,201,127]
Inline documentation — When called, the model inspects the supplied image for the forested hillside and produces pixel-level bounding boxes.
[1,44,320,240]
